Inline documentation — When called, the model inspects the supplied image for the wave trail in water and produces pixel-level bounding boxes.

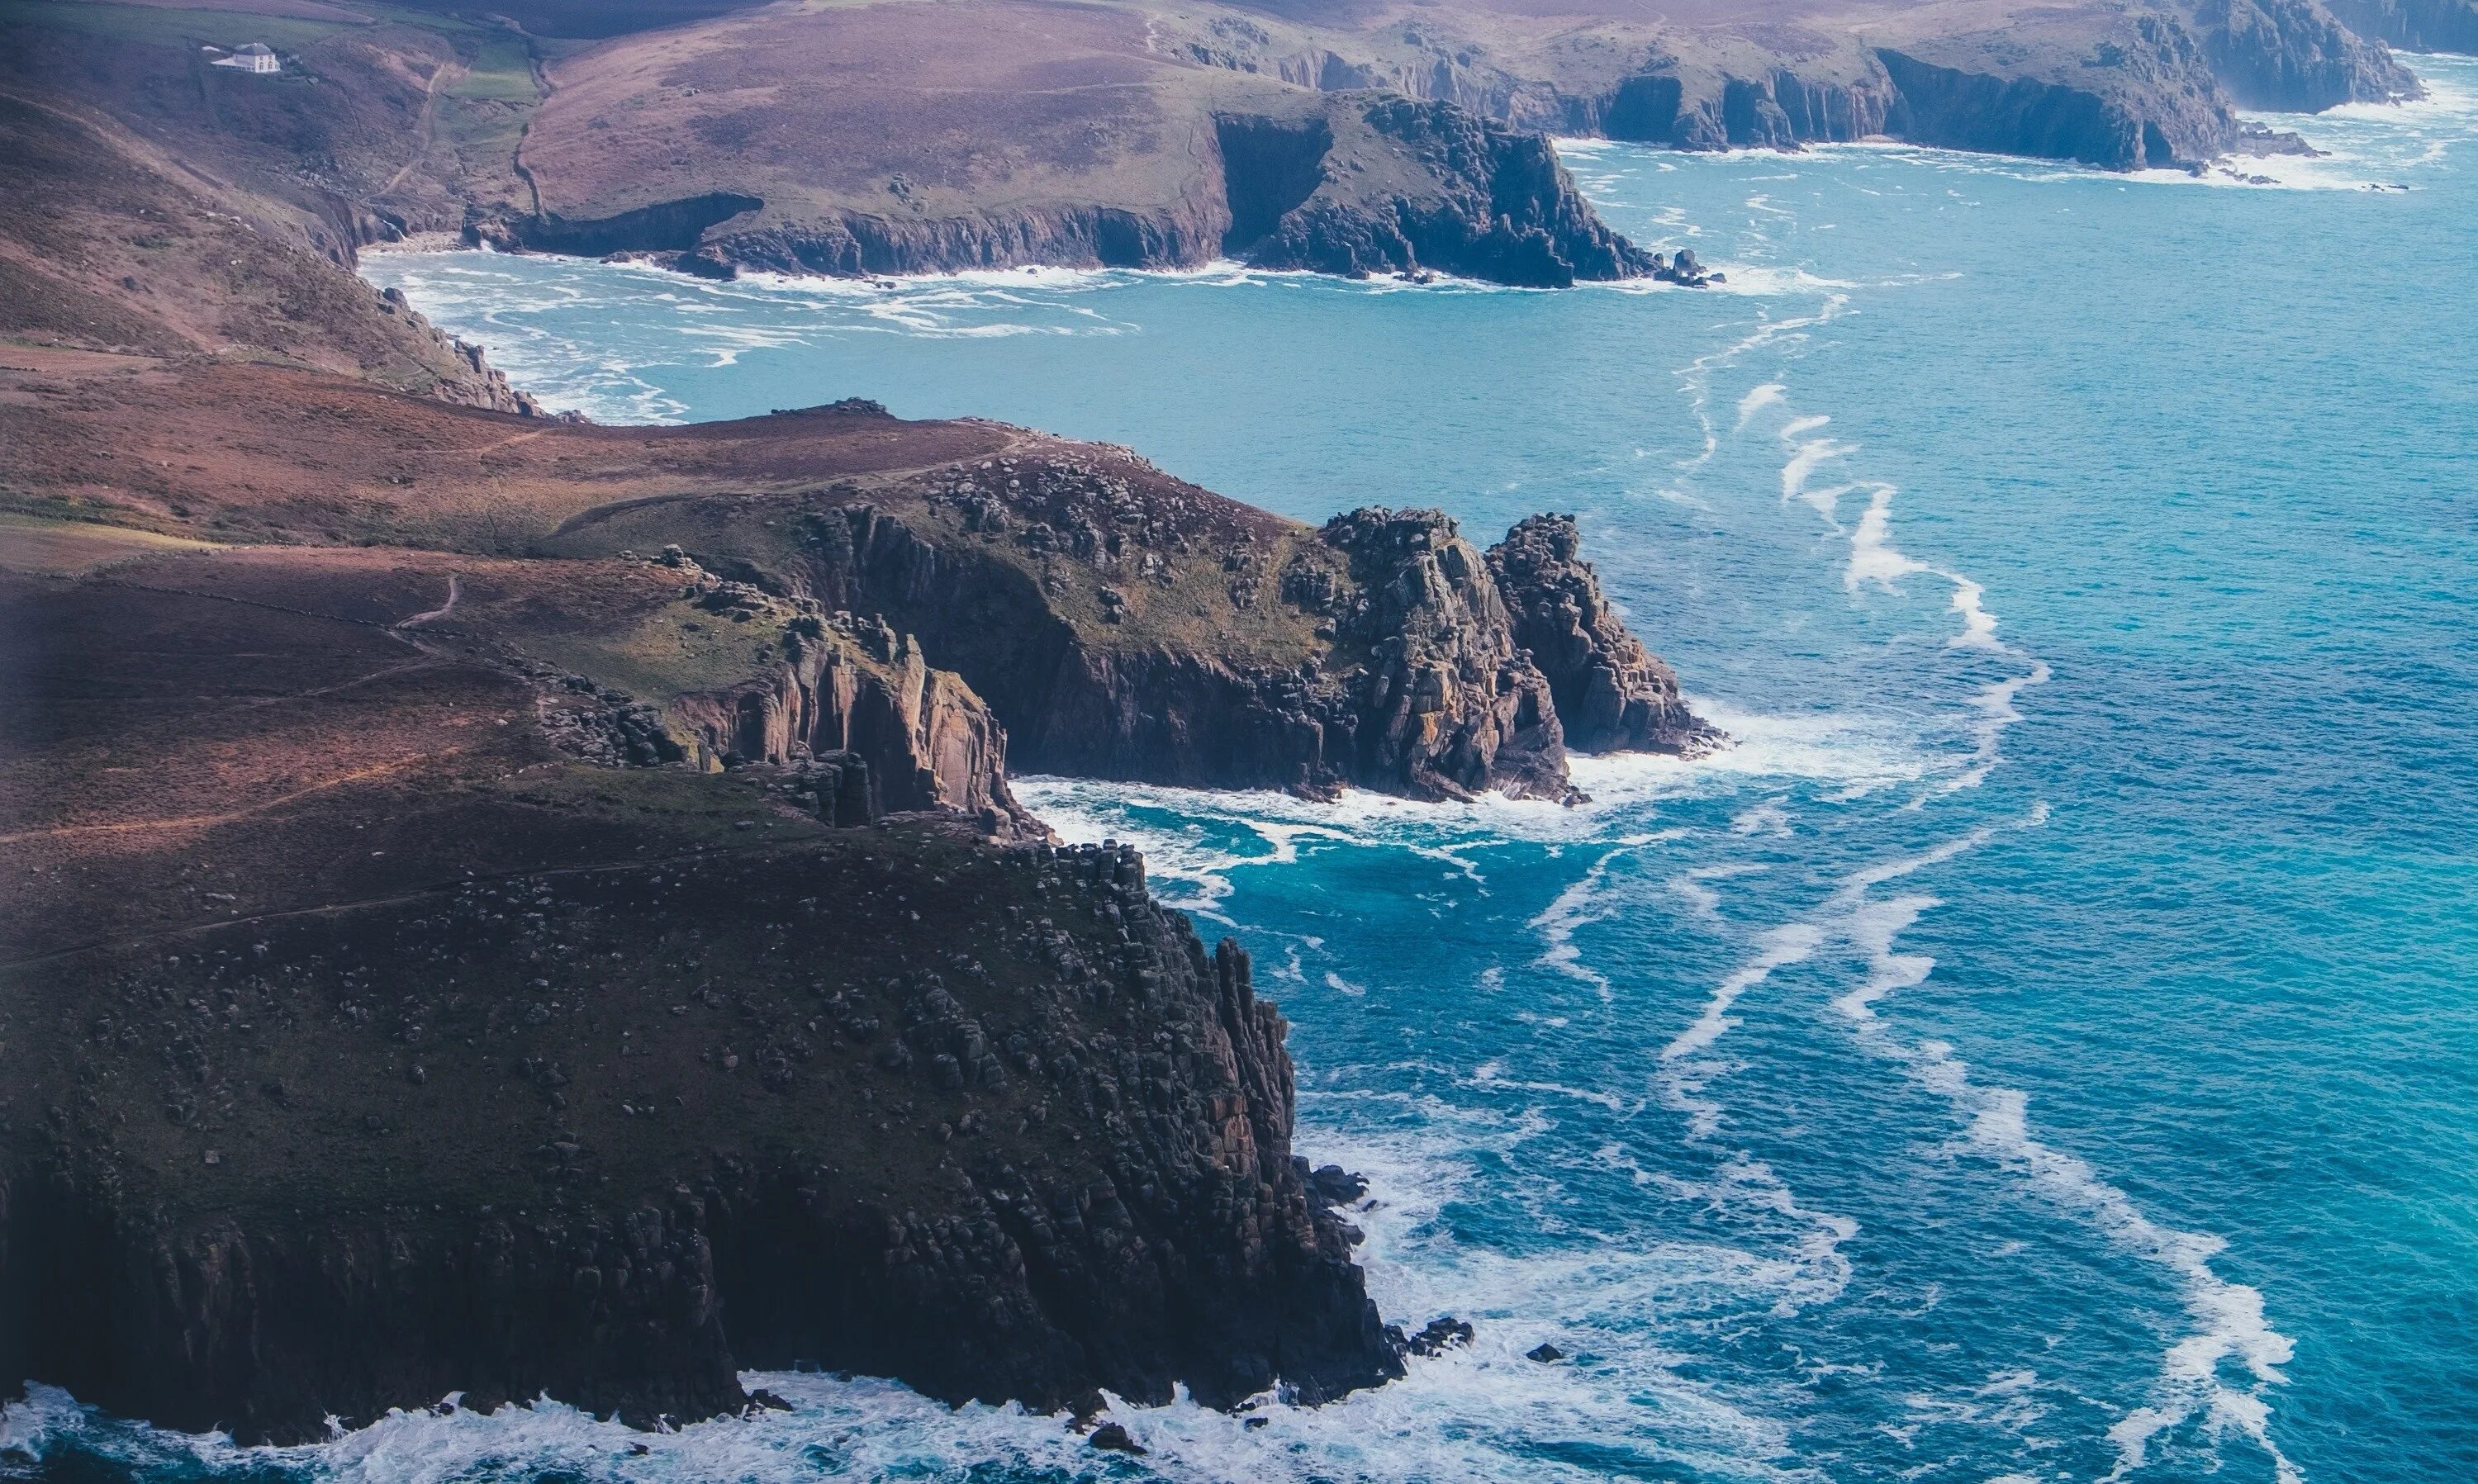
[1822,809,2305,1484]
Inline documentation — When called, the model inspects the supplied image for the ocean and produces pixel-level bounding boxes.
[10,55,2476,1484]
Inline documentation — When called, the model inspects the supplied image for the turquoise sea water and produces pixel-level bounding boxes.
[12,58,2478,1484]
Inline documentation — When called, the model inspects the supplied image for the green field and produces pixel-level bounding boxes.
[444,34,538,101]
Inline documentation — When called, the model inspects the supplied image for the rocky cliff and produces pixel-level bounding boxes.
[1488,514,1718,756]
[0,363,1720,804]
[0,551,1401,1442]
[1222,94,1654,287]
[494,90,1659,287]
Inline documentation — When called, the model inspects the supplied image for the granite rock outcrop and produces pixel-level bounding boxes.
[686,488,1720,801]
[1487,514,1719,756]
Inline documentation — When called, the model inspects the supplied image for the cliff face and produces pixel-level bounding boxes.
[1227,94,1654,287]
[663,201,1227,282]
[2190,0,2422,108]
[1591,66,1896,151]
[0,844,1397,1442]
[1487,514,1718,756]
[1879,15,2242,170]
[2320,0,2478,51]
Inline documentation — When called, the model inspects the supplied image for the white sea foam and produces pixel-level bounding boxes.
[1668,861,1768,920]
[1528,849,1627,1002]
[1777,432,1854,524]
[1754,382,2052,795]
[1574,696,1937,799]
[1672,293,1854,471]
[1657,922,1827,1137]
[1015,703,1930,878]
[1641,870,1853,1319]
[1843,482,1920,590]
[1809,807,2304,1484]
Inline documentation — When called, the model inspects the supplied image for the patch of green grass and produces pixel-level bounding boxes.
[444,35,537,102]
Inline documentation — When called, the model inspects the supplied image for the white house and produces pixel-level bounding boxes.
[208,43,280,73]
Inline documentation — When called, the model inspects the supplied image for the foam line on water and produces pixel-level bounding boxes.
[1806,804,2304,1484]
[1529,848,1629,1002]
[1673,294,1853,473]
[1657,922,1827,1140]
[1752,387,2052,797]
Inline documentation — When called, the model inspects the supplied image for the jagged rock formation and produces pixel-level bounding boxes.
[1487,514,1719,756]
[663,486,1719,799]
[1306,506,1572,797]
[643,564,1031,832]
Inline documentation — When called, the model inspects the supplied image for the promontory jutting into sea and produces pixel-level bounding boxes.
[1,1,2474,1481]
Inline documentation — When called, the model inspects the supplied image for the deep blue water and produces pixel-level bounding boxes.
[12,59,2477,1484]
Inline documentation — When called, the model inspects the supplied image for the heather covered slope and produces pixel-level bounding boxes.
[0,84,534,410]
